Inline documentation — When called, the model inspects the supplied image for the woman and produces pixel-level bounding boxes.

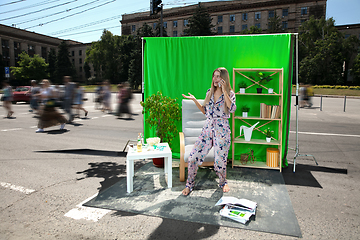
[36,79,67,133]
[2,81,14,118]
[182,67,236,196]
[116,82,132,119]
[73,83,88,117]
[102,80,112,113]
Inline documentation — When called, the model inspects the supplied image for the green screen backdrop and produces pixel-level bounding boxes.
[143,34,294,166]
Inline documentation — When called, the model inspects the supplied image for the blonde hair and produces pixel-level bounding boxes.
[203,67,232,114]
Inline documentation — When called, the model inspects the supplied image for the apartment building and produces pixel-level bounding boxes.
[0,24,93,82]
[121,0,327,37]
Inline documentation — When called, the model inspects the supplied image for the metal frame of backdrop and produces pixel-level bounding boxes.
[290,33,318,172]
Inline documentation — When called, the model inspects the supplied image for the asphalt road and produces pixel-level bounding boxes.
[0,93,359,239]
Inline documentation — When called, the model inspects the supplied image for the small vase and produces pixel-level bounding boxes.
[239,88,245,94]
[257,88,262,94]
[268,88,273,94]
[242,112,248,118]
[266,137,271,142]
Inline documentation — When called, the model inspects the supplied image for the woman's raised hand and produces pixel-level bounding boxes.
[182,93,196,100]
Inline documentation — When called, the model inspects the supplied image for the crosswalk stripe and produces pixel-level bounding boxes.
[0,182,35,194]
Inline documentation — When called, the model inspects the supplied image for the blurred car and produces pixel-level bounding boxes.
[12,86,31,104]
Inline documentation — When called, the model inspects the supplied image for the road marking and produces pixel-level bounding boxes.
[0,182,35,194]
[1,128,23,132]
[64,193,111,222]
[290,131,360,138]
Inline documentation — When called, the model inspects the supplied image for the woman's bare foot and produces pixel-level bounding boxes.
[222,184,230,193]
[182,187,191,196]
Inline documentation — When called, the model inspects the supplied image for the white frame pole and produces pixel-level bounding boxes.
[292,33,318,172]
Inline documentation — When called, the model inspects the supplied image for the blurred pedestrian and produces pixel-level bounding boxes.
[63,76,75,123]
[36,79,67,133]
[102,80,112,113]
[1,81,14,118]
[94,82,103,110]
[73,83,88,117]
[27,80,40,114]
[116,82,132,119]
[299,83,307,108]
[306,84,314,107]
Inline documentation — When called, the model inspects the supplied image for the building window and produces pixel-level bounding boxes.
[153,22,157,29]
[230,25,235,33]
[72,59,75,64]
[301,7,308,15]
[255,23,261,29]
[282,21,288,29]
[79,50,82,56]
[301,19,306,25]
[2,39,10,59]
[173,20,178,27]
[345,34,351,39]
[28,45,35,57]
[183,19,189,26]
[282,9,288,17]
[230,14,235,22]
[173,31,177,37]
[268,10,274,19]
[242,13,248,21]
[79,58,82,64]
[242,24,248,31]
[41,47,47,61]
[72,51,75,56]
[79,66,83,72]
[255,12,261,20]
[164,21,167,28]
[218,15,223,23]
[217,26,223,34]
[132,25,136,32]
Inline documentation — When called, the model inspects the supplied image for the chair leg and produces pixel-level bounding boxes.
[180,160,185,182]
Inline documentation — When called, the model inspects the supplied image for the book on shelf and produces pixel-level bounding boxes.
[260,103,280,119]
[215,196,257,224]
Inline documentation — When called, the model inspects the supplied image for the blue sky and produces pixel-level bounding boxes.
[1,0,359,43]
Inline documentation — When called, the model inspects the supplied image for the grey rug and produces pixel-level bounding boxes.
[84,162,302,238]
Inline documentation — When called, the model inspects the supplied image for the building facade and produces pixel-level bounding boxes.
[121,0,327,37]
[0,24,93,82]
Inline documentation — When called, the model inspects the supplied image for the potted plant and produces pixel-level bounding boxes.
[264,127,274,142]
[241,105,250,117]
[238,81,247,94]
[140,91,182,167]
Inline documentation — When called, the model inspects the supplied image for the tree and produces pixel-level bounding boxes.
[267,12,283,33]
[47,48,57,82]
[299,16,360,85]
[183,4,214,36]
[55,41,76,82]
[241,26,262,35]
[154,20,168,37]
[351,54,360,85]
[10,52,48,85]
[84,61,91,81]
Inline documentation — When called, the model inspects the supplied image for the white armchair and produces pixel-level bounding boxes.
[179,99,215,181]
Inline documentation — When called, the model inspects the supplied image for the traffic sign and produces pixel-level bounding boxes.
[5,67,10,78]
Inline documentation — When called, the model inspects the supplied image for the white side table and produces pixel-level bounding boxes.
[126,143,172,193]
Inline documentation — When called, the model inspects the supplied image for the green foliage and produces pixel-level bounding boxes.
[241,26,262,35]
[84,61,91,80]
[183,4,215,36]
[48,48,57,83]
[241,105,250,112]
[10,52,48,84]
[257,72,272,83]
[264,128,274,138]
[55,41,76,81]
[238,81,247,88]
[299,16,360,85]
[351,53,360,85]
[154,21,168,37]
[267,12,283,34]
[140,91,182,147]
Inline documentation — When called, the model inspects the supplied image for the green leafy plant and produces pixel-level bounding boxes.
[140,91,182,147]
[257,72,273,84]
[238,81,247,88]
[241,105,250,112]
[264,127,274,138]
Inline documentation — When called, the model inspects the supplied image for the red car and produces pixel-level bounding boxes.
[12,86,31,104]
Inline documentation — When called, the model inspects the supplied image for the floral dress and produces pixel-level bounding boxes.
[186,89,237,191]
